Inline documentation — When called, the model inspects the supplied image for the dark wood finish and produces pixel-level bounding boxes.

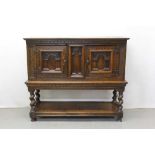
[35,101,118,117]
[25,38,129,121]
[69,45,85,78]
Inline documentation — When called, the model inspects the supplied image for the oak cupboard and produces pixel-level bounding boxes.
[25,38,129,121]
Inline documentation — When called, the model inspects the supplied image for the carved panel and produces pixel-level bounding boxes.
[87,46,113,74]
[41,51,62,73]
[36,46,67,79]
[91,52,111,71]
[69,46,84,78]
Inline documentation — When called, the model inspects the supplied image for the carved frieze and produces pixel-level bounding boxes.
[25,38,128,46]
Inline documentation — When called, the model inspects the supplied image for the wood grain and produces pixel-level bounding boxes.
[35,101,118,117]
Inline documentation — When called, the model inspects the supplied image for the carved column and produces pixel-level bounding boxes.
[29,89,37,121]
[117,88,124,121]
[35,89,40,104]
[112,89,117,104]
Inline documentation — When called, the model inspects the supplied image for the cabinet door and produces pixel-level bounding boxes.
[86,46,123,80]
[36,46,67,79]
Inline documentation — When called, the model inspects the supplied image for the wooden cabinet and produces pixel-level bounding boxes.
[25,38,129,121]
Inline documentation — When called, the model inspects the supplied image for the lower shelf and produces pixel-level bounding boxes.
[35,101,119,118]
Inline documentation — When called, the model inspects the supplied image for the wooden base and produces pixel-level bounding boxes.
[27,83,126,122]
[31,101,122,121]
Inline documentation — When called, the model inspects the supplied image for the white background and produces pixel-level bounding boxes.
[1,130,155,155]
[0,0,155,108]
[0,1,155,155]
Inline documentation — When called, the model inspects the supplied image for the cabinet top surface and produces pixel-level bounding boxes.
[24,37,129,40]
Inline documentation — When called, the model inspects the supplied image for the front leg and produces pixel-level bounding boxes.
[117,88,124,121]
[29,89,37,121]
[112,89,117,104]
[35,89,40,103]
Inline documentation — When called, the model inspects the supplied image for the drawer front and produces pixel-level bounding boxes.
[36,46,67,79]
[85,46,124,80]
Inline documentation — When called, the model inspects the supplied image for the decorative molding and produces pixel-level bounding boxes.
[26,39,127,46]
[26,81,127,90]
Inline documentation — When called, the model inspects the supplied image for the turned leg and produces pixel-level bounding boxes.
[117,88,124,121]
[112,89,117,104]
[112,89,119,121]
[35,89,40,103]
[29,89,37,121]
